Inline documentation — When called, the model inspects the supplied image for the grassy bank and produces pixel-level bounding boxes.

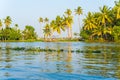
[0,38,80,42]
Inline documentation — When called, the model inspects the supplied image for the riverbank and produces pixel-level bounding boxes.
[0,38,80,42]
[0,38,120,43]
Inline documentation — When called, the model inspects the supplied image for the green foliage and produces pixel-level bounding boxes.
[23,25,37,40]
[80,30,90,40]
[0,27,21,40]
[112,26,120,41]
[80,1,120,41]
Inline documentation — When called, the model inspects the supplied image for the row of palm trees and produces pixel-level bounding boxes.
[81,0,120,41]
[38,7,83,40]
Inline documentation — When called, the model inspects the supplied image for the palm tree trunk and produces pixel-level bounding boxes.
[70,27,72,39]
[78,16,81,32]
[67,27,70,38]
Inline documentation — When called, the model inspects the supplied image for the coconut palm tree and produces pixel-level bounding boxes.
[99,5,111,25]
[63,16,73,38]
[43,24,51,40]
[50,20,55,39]
[38,17,44,26]
[39,17,43,23]
[4,16,12,28]
[99,5,112,39]
[44,17,49,23]
[75,6,83,31]
[114,0,120,19]
[64,9,73,38]
[38,17,44,38]
[53,16,65,35]
[65,9,72,17]
[83,12,97,30]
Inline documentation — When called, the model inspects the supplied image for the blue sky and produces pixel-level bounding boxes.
[0,0,115,37]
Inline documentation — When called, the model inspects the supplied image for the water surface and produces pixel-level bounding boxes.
[0,42,119,80]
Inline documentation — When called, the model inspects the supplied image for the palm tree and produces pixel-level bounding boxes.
[75,6,83,31]
[4,16,12,28]
[0,19,2,29]
[99,5,111,25]
[65,9,72,17]
[50,20,55,39]
[114,0,120,19]
[53,16,65,35]
[99,5,112,39]
[64,16,73,38]
[83,12,97,30]
[64,9,73,38]
[38,17,44,26]
[44,17,49,23]
[38,17,44,38]
[43,24,51,40]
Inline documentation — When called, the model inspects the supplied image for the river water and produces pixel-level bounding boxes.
[0,42,119,80]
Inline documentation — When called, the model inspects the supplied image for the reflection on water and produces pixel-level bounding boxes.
[0,42,119,80]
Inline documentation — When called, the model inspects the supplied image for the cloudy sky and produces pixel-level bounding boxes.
[0,0,115,37]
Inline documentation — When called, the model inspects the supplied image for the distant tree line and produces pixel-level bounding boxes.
[0,16,37,41]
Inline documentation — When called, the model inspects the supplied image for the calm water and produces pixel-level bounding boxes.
[0,42,119,80]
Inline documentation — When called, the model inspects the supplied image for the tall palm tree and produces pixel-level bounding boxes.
[63,16,73,38]
[38,17,44,38]
[39,17,43,23]
[4,16,12,28]
[64,9,73,38]
[75,6,83,31]
[114,0,120,19]
[38,17,44,26]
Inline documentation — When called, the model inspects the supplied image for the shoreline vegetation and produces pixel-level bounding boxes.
[0,1,120,42]
[1,45,120,53]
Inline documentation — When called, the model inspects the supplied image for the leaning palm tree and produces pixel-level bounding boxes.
[75,6,83,31]
[4,16,12,28]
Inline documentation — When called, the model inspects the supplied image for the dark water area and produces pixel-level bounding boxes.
[0,42,119,80]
